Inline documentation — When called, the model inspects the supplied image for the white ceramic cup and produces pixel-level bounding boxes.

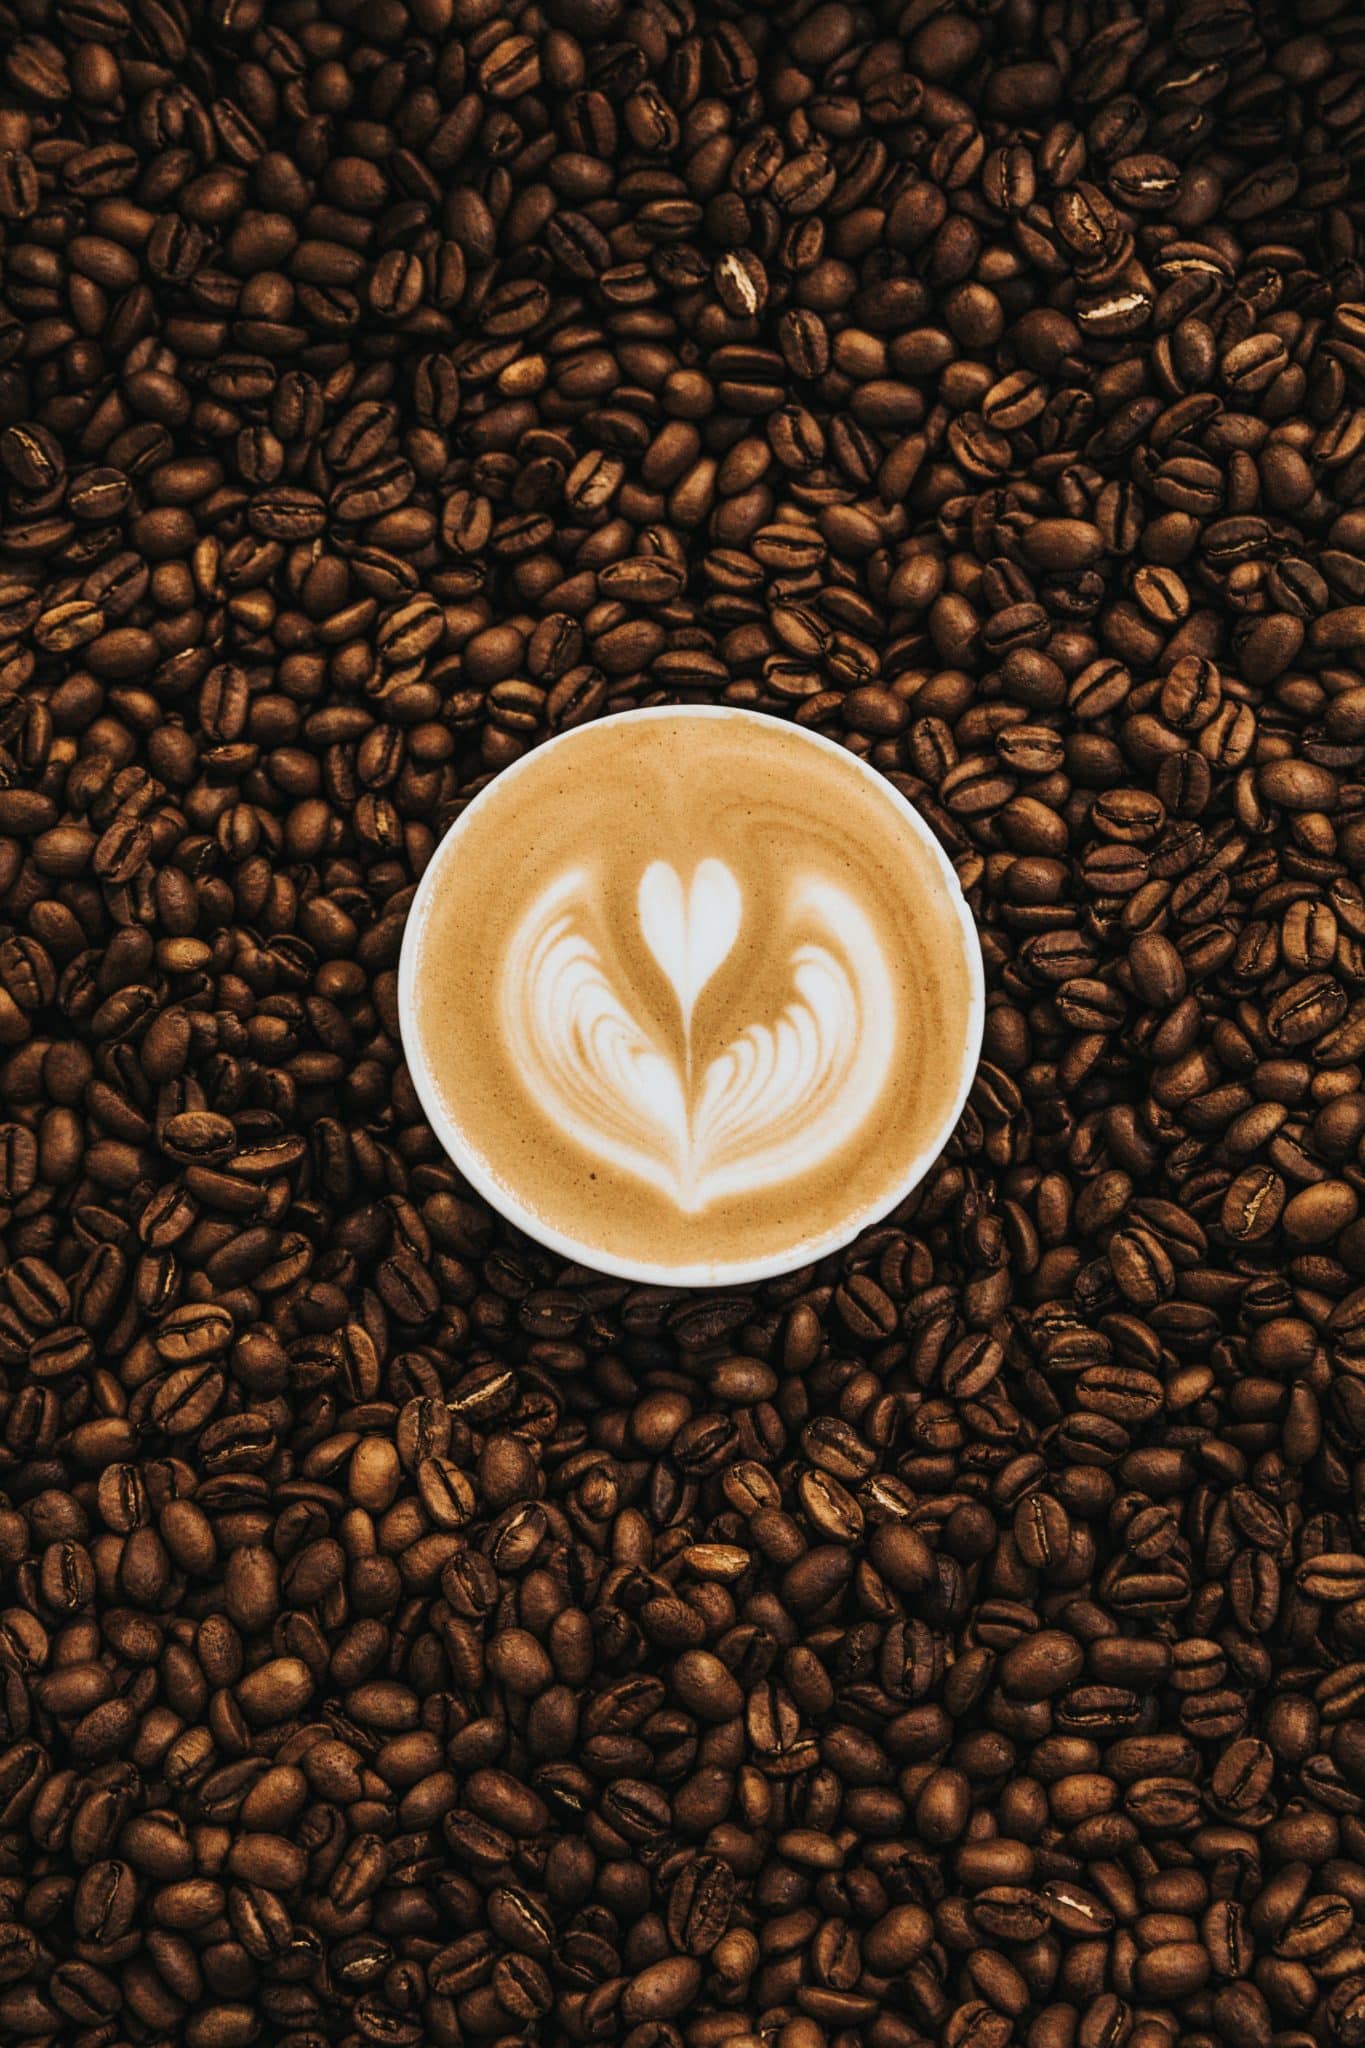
[398,705,986,1286]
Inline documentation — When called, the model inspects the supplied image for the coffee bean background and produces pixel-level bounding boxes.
[2,0,1365,2044]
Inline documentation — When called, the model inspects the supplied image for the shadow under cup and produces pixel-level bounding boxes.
[399,706,986,1286]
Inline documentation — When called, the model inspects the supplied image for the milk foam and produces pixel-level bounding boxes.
[500,859,895,1213]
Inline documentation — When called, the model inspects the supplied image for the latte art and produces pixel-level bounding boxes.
[502,860,894,1212]
[400,708,983,1283]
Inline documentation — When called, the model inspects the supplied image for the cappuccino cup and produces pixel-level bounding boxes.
[399,706,984,1286]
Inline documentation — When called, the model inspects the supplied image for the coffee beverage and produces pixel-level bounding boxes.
[401,708,983,1280]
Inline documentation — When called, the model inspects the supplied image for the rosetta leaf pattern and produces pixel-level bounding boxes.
[500,862,896,1213]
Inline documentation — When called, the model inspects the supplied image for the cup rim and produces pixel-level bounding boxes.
[398,703,986,1287]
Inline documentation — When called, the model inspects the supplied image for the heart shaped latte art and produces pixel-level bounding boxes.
[499,859,896,1212]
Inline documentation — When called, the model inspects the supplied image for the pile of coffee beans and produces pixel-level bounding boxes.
[3,0,1365,2043]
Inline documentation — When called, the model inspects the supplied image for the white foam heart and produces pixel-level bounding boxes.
[499,860,895,1213]
[637,858,741,1037]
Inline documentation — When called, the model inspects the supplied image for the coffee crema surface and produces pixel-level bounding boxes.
[404,710,981,1279]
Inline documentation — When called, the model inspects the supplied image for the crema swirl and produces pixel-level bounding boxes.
[400,708,983,1281]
